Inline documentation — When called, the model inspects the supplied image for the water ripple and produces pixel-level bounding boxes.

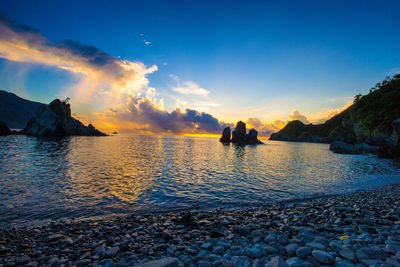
[0,134,399,224]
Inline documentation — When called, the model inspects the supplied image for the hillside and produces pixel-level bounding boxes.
[0,90,45,129]
[270,75,400,145]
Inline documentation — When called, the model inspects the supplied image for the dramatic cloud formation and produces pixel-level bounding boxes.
[289,110,309,124]
[0,11,157,106]
[111,95,231,134]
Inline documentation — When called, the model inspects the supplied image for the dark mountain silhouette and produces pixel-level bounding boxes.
[270,75,400,157]
[0,90,45,129]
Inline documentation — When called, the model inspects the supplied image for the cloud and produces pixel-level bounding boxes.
[289,110,309,124]
[111,95,230,134]
[0,11,157,106]
[172,81,210,96]
[308,100,353,124]
[246,118,285,137]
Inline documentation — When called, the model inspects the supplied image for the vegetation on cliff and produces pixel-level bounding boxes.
[270,75,400,145]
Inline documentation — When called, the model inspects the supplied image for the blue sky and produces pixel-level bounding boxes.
[0,0,399,134]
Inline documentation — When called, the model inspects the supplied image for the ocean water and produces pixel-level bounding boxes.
[0,134,399,224]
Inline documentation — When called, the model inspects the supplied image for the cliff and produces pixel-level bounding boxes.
[270,75,400,157]
[23,99,106,137]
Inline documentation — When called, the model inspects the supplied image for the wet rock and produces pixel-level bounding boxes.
[220,127,231,143]
[296,247,311,259]
[266,256,285,267]
[245,247,263,258]
[339,248,356,262]
[134,257,180,267]
[312,250,335,265]
[103,246,119,258]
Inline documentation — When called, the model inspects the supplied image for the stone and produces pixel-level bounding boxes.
[212,246,224,255]
[135,257,180,267]
[285,244,299,257]
[245,247,263,258]
[23,99,106,137]
[306,241,326,250]
[47,234,64,242]
[329,141,378,155]
[266,256,285,267]
[232,256,250,267]
[285,257,301,266]
[16,255,31,265]
[220,127,231,143]
[312,250,335,265]
[103,246,119,258]
[74,259,92,266]
[339,248,356,262]
[296,247,311,259]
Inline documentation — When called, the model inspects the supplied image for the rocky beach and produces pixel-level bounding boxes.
[1,184,400,267]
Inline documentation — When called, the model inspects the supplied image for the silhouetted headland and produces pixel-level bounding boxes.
[270,75,400,159]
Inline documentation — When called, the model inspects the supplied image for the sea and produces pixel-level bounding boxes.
[0,134,399,224]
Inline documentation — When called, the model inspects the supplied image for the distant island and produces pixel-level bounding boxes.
[0,90,44,129]
[270,75,400,158]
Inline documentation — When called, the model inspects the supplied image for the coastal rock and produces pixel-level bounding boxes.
[220,127,231,143]
[23,99,106,137]
[0,121,11,135]
[231,121,247,144]
[135,257,180,267]
[220,121,263,145]
[378,118,400,158]
[329,141,378,154]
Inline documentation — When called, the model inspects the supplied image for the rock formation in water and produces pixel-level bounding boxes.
[270,75,400,158]
[219,121,263,145]
[0,121,11,135]
[219,127,231,143]
[23,99,106,137]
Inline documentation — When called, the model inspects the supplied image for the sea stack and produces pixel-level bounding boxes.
[219,121,263,145]
[23,99,106,137]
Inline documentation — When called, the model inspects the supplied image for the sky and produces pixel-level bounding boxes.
[0,0,399,136]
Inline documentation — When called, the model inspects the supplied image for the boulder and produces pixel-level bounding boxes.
[378,118,400,158]
[329,141,378,155]
[0,121,11,135]
[219,127,231,143]
[23,99,106,137]
[246,129,262,145]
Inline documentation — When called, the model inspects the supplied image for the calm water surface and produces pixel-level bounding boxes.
[0,134,399,224]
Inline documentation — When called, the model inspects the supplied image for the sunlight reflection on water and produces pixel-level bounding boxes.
[0,134,399,223]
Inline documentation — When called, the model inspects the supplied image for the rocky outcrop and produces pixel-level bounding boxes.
[329,141,378,155]
[231,121,246,144]
[270,75,400,158]
[0,121,11,135]
[219,127,231,143]
[378,118,400,158]
[219,121,263,145]
[23,99,106,137]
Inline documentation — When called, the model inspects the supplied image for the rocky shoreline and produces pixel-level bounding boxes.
[1,184,400,267]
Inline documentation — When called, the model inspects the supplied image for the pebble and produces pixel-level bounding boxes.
[245,247,263,258]
[1,185,400,267]
[312,250,335,265]
[296,247,311,259]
